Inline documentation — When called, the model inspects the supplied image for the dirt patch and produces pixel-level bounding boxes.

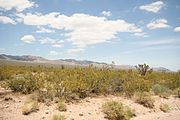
[0,92,180,120]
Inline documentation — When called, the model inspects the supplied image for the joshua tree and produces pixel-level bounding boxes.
[135,63,150,76]
[111,61,115,69]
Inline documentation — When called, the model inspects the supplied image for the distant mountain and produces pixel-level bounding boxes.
[0,54,47,62]
[0,54,172,72]
[152,67,171,72]
[0,54,107,66]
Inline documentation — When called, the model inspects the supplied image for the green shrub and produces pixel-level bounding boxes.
[173,88,180,98]
[6,74,40,94]
[52,114,66,120]
[152,84,170,98]
[134,92,154,108]
[123,78,151,97]
[1,64,179,102]
[102,101,134,120]
[57,100,67,111]
[159,104,170,112]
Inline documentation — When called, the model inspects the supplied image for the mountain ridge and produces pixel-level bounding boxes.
[0,54,172,72]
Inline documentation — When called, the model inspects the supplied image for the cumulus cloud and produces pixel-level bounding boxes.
[130,39,179,47]
[39,37,64,48]
[102,11,112,17]
[147,19,169,29]
[174,27,180,32]
[67,48,84,54]
[134,32,148,37]
[17,12,143,49]
[0,16,16,24]
[0,0,34,12]
[36,26,55,33]
[21,35,36,43]
[48,50,58,56]
[139,1,164,13]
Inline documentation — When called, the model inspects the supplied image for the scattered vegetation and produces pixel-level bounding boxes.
[22,97,39,115]
[57,99,67,111]
[159,103,170,113]
[134,92,154,108]
[152,84,170,98]
[102,101,134,120]
[0,64,179,102]
[52,114,66,120]
[173,88,180,98]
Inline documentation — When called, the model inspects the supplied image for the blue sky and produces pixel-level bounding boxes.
[0,0,180,71]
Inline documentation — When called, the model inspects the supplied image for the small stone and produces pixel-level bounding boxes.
[45,110,49,114]
[88,112,91,115]
[5,105,9,108]
[4,96,13,101]
[79,113,83,116]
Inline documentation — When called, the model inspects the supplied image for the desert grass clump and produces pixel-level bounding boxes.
[152,84,170,98]
[134,92,154,108]
[159,103,170,113]
[22,97,39,115]
[52,114,66,120]
[173,88,180,98]
[57,99,67,111]
[102,101,134,120]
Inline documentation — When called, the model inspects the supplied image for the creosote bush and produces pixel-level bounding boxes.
[159,103,170,113]
[0,64,179,101]
[175,88,180,98]
[22,97,39,115]
[52,114,66,120]
[102,101,134,120]
[134,92,154,108]
[57,99,67,111]
[152,84,170,98]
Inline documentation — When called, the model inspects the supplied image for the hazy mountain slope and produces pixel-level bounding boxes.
[0,54,172,72]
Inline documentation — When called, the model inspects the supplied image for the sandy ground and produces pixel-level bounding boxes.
[0,88,180,120]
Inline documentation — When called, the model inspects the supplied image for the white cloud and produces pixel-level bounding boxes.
[147,19,169,29]
[36,26,55,33]
[52,41,64,48]
[21,35,36,43]
[67,48,84,55]
[48,50,58,56]
[139,1,164,13]
[174,27,180,32]
[18,12,143,49]
[0,16,16,24]
[0,0,34,12]
[131,39,178,46]
[102,11,112,17]
[39,37,64,48]
[134,32,148,37]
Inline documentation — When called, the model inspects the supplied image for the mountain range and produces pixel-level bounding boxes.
[0,54,172,72]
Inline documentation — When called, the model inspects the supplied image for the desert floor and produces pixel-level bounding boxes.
[0,88,180,120]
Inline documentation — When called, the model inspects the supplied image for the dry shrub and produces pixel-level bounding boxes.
[102,101,134,120]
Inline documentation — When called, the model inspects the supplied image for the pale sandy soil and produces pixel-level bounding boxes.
[0,88,180,120]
